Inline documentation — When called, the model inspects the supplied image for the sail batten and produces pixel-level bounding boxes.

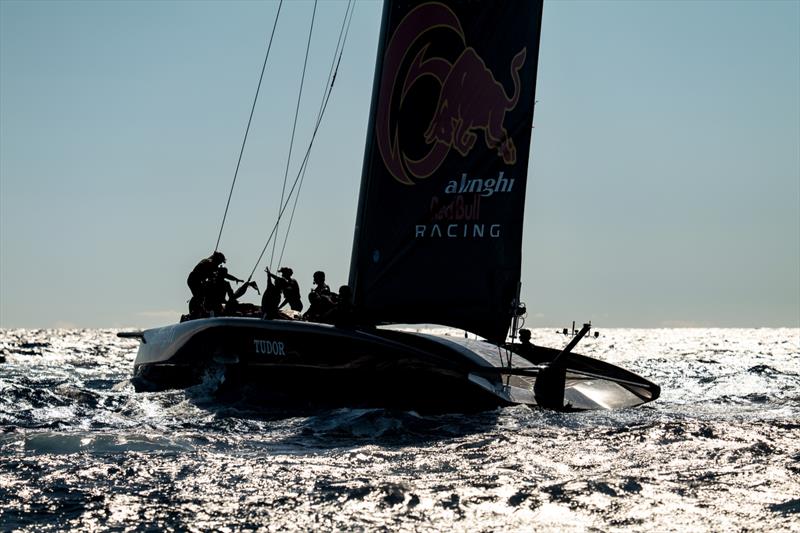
[350,0,544,341]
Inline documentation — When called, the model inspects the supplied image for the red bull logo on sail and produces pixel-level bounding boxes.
[375,2,527,186]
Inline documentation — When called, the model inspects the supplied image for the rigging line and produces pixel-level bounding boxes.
[213,0,283,253]
[248,0,353,280]
[277,0,355,266]
[246,131,315,281]
[269,0,318,270]
[246,43,348,283]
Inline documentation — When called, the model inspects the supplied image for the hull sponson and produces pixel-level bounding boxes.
[131,318,660,411]
[132,318,515,411]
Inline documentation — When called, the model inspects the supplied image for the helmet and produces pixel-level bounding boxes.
[211,251,226,264]
[278,267,293,276]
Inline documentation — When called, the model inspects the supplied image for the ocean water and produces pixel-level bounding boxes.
[0,327,798,532]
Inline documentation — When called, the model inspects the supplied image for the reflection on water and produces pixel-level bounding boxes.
[0,328,798,531]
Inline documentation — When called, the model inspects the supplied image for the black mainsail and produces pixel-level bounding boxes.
[350,0,544,341]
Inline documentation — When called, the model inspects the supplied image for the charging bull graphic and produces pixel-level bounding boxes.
[419,47,525,164]
[376,2,527,186]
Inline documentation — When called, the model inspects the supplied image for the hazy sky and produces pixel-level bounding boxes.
[1,0,798,329]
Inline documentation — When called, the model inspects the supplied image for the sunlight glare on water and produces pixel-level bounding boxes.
[0,327,798,531]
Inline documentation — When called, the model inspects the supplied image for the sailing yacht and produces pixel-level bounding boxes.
[120,0,660,412]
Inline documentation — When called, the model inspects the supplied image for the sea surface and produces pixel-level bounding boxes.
[0,327,798,532]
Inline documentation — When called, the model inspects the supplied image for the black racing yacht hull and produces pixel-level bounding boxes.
[125,318,660,412]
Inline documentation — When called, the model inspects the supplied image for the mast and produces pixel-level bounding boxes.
[348,0,392,300]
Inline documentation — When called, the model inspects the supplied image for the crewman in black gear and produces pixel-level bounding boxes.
[270,267,303,312]
[205,267,259,316]
[261,268,282,319]
[304,270,337,321]
[186,251,244,318]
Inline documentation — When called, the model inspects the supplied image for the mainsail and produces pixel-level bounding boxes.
[350,0,544,341]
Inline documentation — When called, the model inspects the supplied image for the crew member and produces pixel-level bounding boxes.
[331,284,356,328]
[262,267,283,319]
[304,270,336,321]
[517,328,550,363]
[519,329,533,349]
[187,251,226,298]
[266,267,303,312]
[186,252,245,318]
[206,267,259,316]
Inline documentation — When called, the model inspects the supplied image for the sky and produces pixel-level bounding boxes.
[1,0,798,329]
